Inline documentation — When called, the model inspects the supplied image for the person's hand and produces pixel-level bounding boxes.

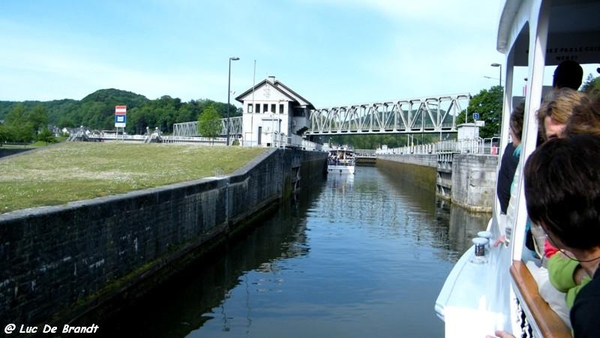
[493,235,506,247]
[486,330,516,338]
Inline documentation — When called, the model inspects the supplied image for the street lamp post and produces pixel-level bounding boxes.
[227,57,240,146]
[491,63,503,138]
[491,63,502,87]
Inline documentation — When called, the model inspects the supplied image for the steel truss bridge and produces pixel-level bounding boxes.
[307,93,470,136]
[172,117,243,138]
[171,93,470,138]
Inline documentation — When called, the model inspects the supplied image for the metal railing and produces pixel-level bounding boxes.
[172,117,243,138]
[375,137,500,156]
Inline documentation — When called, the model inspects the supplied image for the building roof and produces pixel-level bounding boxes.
[235,77,315,109]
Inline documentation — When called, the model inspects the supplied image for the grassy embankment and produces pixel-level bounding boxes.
[0,142,266,214]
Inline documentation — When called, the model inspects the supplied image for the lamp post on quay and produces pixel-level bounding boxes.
[491,63,502,87]
[491,63,503,138]
[227,57,240,146]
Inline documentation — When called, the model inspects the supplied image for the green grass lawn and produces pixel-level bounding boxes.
[0,142,266,214]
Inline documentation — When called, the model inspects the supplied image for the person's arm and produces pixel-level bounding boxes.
[487,330,516,338]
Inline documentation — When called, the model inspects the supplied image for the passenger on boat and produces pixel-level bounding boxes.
[538,88,589,141]
[496,101,524,214]
[537,60,584,140]
[543,92,600,310]
[528,89,593,324]
[552,60,584,91]
[492,89,593,333]
[493,91,586,251]
[489,134,600,338]
[512,88,589,257]
[493,102,526,248]
[564,90,600,137]
[525,134,600,338]
[532,89,590,254]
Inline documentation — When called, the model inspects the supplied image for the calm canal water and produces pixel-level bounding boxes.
[96,166,489,337]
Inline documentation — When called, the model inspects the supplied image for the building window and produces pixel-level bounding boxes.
[256,104,261,113]
[248,104,253,113]
[263,104,268,114]
[271,104,276,114]
[279,104,284,114]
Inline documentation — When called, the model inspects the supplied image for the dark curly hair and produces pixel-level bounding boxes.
[524,135,600,250]
[509,101,525,141]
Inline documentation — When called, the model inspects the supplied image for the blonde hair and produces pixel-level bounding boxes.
[565,90,600,137]
[537,88,589,141]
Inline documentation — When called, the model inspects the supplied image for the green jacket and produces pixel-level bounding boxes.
[548,253,592,308]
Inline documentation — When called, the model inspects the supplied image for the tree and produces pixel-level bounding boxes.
[0,124,9,145]
[176,104,195,123]
[5,104,26,126]
[198,105,222,144]
[457,85,503,139]
[12,124,35,143]
[28,104,48,134]
[3,104,37,143]
[581,74,600,93]
[37,127,56,145]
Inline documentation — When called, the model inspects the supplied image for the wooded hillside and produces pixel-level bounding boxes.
[0,88,240,135]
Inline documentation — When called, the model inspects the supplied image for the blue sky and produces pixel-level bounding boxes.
[0,0,597,108]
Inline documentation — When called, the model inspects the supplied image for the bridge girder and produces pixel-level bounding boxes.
[307,93,470,135]
[172,117,243,137]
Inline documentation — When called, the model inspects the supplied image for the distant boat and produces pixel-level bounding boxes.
[327,149,355,175]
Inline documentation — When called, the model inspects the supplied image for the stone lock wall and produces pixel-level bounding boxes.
[375,153,498,212]
[376,158,437,191]
[451,154,498,212]
[0,148,327,327]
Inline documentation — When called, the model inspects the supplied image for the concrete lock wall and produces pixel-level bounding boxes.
[451,154,498,212]
[0,148,327,327]
[376,153,498,212]
[377,154,438,169]
[376,158,437,190]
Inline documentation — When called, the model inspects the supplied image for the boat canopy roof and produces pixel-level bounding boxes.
[497,0,600,66]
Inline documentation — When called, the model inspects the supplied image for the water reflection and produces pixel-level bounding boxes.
[83,184,324,338]
[82,166,488,338]
[447,202,492,257]
[377,165,490,260]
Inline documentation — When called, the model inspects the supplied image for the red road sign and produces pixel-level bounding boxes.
[115,105,127,115]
